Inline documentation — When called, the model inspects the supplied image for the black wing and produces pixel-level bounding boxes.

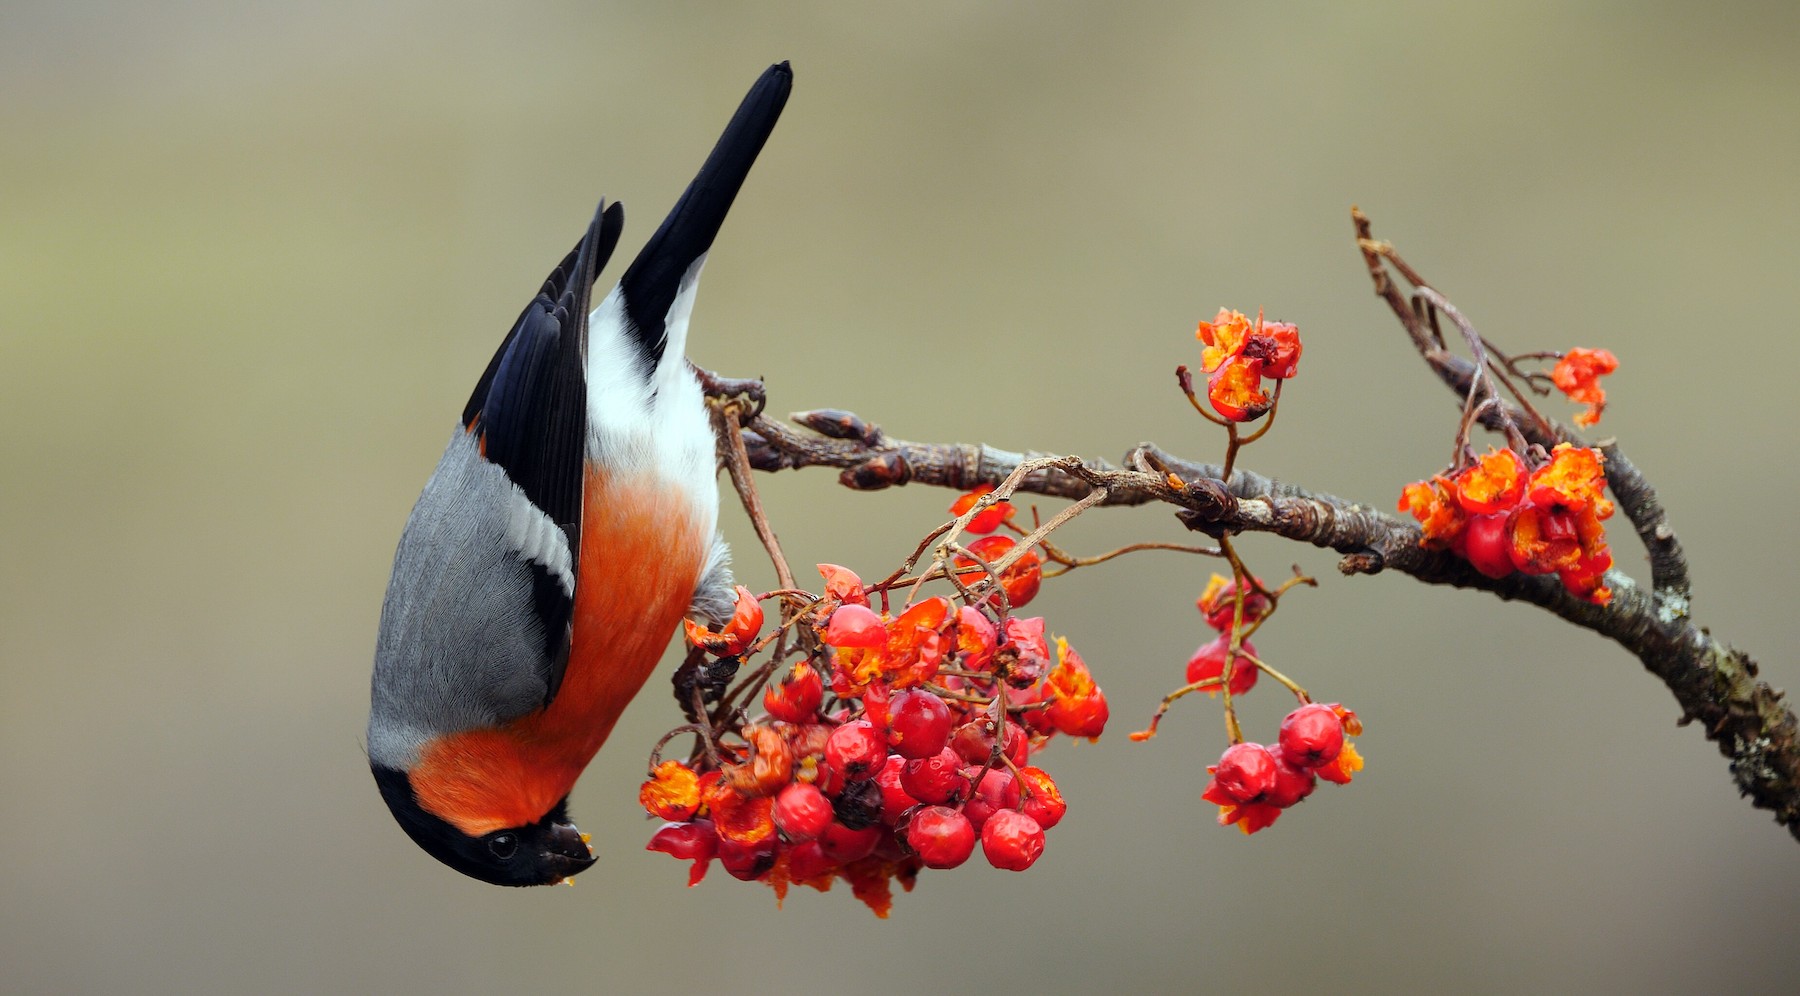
[461,200,623,684]
[615,62,792,365]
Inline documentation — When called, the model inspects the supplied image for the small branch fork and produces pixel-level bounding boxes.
[697,211,1800,842]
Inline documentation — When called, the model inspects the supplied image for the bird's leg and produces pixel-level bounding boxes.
[671,644,744,725]
[692,363,767,420]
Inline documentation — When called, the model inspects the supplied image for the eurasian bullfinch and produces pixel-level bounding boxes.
[368,63,791,886]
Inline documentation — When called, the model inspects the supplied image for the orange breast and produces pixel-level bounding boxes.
[411,467,707,836]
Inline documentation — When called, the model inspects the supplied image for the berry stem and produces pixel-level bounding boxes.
[1236,379,1285,446]
[1238,649,1310,702]
[1128,676,1227,741]
[1036,538,1222,577]
[1177,364,1232,427]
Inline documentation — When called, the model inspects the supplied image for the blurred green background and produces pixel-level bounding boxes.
[4,2,1798,992]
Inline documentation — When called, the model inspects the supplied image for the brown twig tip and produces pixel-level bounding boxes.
[840,453,911,490]
[792,408,882,445]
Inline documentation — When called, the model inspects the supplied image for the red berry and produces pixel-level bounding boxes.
[1263,747,1318,808]
[962,768,1022,831]
[905,805,977,869]
[901,748,970,805]
[772,782,834,843]
[784,839,836,881]
[646,820,717,887]
[1197,577,1273,632]
[824,720,886,778]
[716,834,777,881]
[980,810,1045,871]
[958,535,1043,609]
[824,603,887,648]
[1002,617,1051,687]
[645,820,716,862]
[763,661,824,723]
[1003,723,1030,766]
[810,756,844,797]
[1016,766,1066,829]
[1462,512,1515,579]
[886,689,954,760]
[1278,703,1345,768]
[976,767,1021,808]
[1186,635,1259,696]
[817,820,882,864]
[861,682,892,731]
[949,719,1028,767]
[875,755,920,824]
[871,824,910,863]
[816,563,869,607]
[1210,742,1279,803]
[955,605,999,671]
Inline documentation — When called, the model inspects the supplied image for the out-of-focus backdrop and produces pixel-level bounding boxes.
[4,3,1798,992]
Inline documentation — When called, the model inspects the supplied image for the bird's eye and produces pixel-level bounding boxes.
[488,833,519,859]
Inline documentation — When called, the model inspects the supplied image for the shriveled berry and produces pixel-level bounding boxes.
[1278,703,1345,768]
[1044,639,1107,740]
[886,689,953,759]
[646,820,714,861]
[824,603,887,648]
[905,805,977,869]
[981,810,1045,871]
[772,782,834,843]
[955,605,999,671]
[1016,766,1066,829]
[763,661,824,723]
[832,777,883,830]
[901,748,969,805]
[824,719,886,778]
[1186,635,1259,696]
[817,563,870,607]
[646,819,717,888]
[1210,742,1279,803]
[1001,617,1051,687]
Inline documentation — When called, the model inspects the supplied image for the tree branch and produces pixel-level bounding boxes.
[736,405,1800,840]
[695,207,1796,842]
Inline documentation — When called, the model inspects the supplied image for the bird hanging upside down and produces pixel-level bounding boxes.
[368,62,792,886]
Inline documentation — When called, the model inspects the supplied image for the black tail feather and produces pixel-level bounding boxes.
[616,61,792,362]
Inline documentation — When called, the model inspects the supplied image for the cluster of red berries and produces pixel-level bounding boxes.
[1127,571,1364,833]
[1183,573,1273,697]
[1194,308,1303,422]
[1202,703,1362,833]
[646,544,1102,916]
[1398,443,1616,604]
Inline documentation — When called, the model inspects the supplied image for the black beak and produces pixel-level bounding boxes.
[543,821,597,881]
